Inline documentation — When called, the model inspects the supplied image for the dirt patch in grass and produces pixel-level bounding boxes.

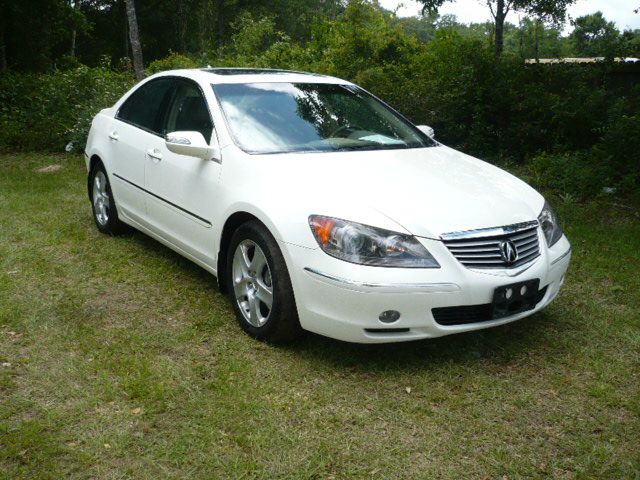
[35,164,63,173]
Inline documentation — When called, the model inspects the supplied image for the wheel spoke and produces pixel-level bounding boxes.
[241,244,253,272]
[248,293,261,326]
[250,247,267,275]
[233,249,249,281]
[255,279,273,309]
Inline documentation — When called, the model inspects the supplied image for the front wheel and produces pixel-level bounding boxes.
[227,221,302,343]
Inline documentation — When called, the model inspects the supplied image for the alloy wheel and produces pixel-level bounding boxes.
[93,171,110,226]
[232,239,274,327]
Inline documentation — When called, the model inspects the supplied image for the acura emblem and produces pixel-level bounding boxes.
[499,240,518,264]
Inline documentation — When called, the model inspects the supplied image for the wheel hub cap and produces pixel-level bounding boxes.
[92,171,110,226]
[232,240,273,327]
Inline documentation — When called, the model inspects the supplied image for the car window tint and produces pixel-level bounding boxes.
[165,81,213,142]
[117,78,174,135]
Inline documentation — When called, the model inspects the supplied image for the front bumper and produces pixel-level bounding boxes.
[283,232,571,343]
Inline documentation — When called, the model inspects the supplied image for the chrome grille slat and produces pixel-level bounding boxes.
[442,222,541,269]
[454,253,502,259]
[445,240,501,248]
[509,229,538,242]
[518,243,539,256]
[519,251,540,261]
[514,237,537,249]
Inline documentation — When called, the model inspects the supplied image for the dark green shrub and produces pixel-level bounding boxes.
[0,63,133,152]
[527,152,608,199]
[147,52,199,74]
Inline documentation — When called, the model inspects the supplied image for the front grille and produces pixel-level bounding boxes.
[432,286,548,326]
[442,221,541,269]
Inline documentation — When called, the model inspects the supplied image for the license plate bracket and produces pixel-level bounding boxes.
[493,279,540,319]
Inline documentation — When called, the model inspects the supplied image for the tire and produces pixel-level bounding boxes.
[226,220,302,343]
[89,164,129,235]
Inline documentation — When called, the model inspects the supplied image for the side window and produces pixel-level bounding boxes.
[117,78,174,135]
[165,81,214,143]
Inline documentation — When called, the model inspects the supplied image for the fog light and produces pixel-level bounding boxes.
[379,310,401,323]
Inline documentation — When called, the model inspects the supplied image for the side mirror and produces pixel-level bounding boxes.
[417,125,435,139]
[165,131,221,162]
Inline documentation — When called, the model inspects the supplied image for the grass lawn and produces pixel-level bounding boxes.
[1,152,639,479]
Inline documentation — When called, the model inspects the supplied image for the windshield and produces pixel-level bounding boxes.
[212,82,435,154]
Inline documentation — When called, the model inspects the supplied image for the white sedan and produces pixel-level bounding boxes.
[85,68,571,343]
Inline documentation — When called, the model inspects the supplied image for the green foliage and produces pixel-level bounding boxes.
[147,52,199,74]
[228,13,283,59]
[1,2,638,196]
[570,12,621,58]
[527,152,607,199]
[418,0,576,22]
[0,62,133,152]
[1,0,88,71]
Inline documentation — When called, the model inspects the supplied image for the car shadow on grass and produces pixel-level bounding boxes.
[120,228,572,372]
[284,310,570,373]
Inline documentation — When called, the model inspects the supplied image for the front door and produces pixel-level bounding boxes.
[144,78,220,265]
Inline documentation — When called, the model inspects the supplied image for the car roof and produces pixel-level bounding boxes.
[151,68,352,85]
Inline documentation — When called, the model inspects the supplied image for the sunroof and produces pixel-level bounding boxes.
[202,68,322,76]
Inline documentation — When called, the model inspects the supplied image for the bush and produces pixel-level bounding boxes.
[147,52,198,74]
[0,6,638,196]
[0,62,133,152]
[527,152,608,199]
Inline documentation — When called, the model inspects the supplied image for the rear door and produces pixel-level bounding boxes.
[144,78,220,264]
[107,77,174,223]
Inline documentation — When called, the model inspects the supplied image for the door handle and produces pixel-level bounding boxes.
[108,131,119,141]
[146,148,163,161]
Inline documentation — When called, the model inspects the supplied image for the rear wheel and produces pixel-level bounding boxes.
[227,221,302,343]
[90,164,128,234]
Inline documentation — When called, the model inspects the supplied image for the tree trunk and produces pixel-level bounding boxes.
[177,0,187,53]
[199,0,208,55]
[0,2,6,71]
[70,0,80,57]
[494,0,506,57]
[0,42,6,72]
[534,18,541,62]
[124,0,145,80]
[216,0,225,51]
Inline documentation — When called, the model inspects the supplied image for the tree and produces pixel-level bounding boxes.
[417,0,576,56]
[124,0,144,79]
[504,17,568,59]
[0,0,81,71]
[620,29,640,57]
[570,12,619,58]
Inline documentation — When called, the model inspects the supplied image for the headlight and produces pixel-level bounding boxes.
[308,215,440,268]
[538,201,563,247]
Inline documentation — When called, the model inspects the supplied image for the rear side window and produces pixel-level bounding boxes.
[117,78,174,135]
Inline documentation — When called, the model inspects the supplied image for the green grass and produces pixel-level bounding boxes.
[1,152,639,479]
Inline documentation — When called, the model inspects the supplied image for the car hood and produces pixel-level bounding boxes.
[253,145,544,239]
